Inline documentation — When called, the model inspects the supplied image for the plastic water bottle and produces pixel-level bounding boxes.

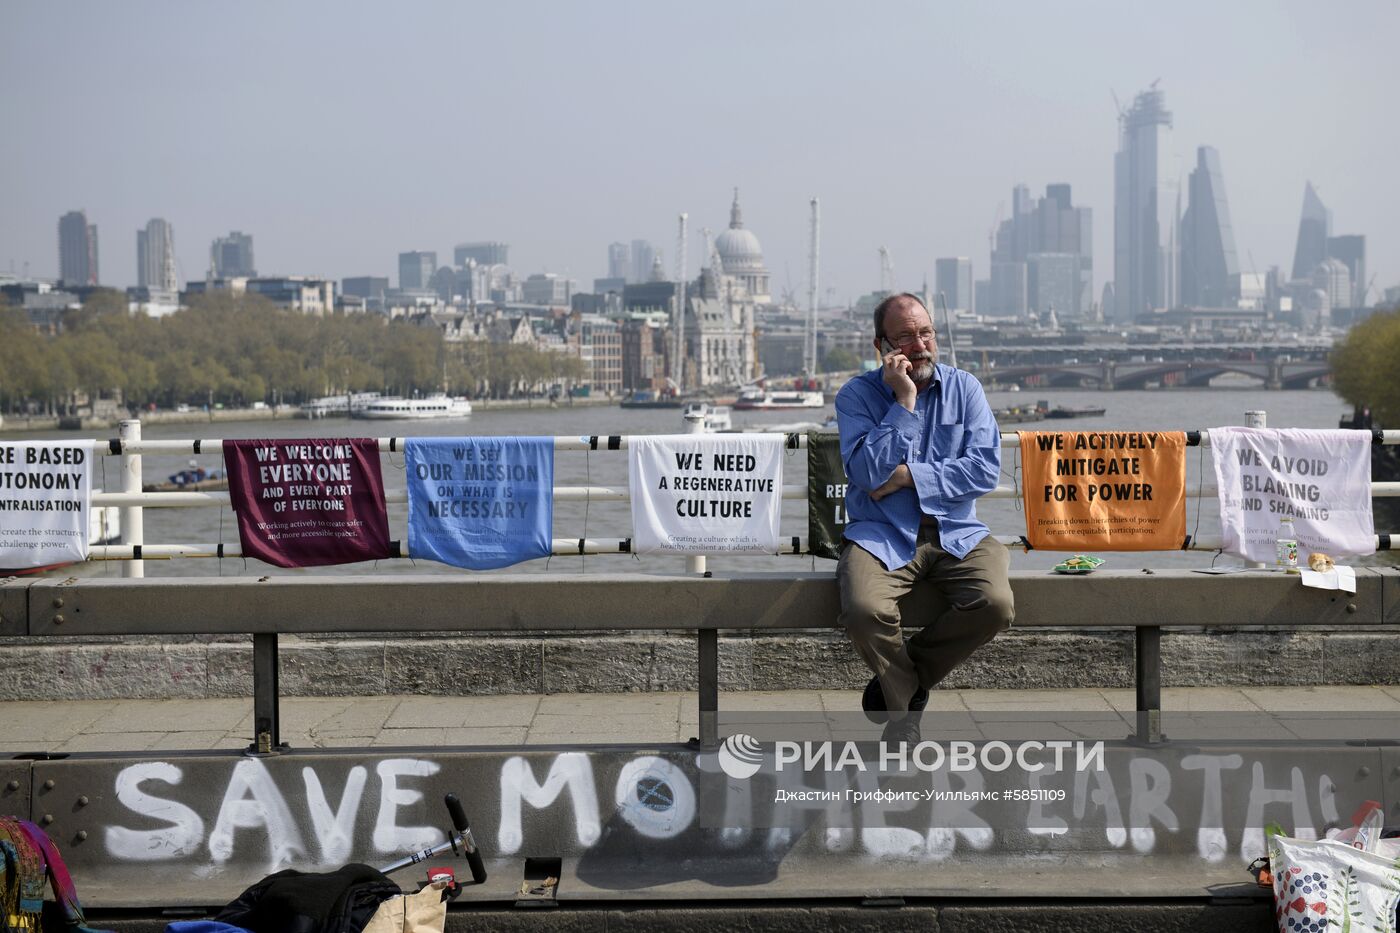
[1275,517,1298,572]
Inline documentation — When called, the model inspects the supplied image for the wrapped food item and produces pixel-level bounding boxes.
[1307,552,1335,572]
[1052,554,1105,575]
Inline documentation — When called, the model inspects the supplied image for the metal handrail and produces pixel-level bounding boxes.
[23,421,1400,566]
[68,427,1400,455]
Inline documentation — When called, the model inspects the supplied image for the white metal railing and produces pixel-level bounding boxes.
[74,429,1400,455]
[54,419,1400,570]
[87,483,1400,509]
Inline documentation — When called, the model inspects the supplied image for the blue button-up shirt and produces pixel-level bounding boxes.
[835,363,1001,570]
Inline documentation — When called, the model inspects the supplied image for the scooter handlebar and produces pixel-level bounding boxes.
[444,793,487,885]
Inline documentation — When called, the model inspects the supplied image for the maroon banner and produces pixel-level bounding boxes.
[223,438,392,568]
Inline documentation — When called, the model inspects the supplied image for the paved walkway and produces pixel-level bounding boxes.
[5,685,1400,754]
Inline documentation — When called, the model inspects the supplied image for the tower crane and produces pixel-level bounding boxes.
[674,213,688,393]
[805,198,820,376]
[1361,273,1378,308]
[879,246,894,294]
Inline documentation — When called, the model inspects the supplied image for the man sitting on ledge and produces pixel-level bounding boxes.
[835,292,1015,742]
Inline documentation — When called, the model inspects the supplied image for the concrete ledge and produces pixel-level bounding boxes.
[3,628,1398,701]
[5,569,1396,699]
[91,901,1276,933]
[8,568,1396,636]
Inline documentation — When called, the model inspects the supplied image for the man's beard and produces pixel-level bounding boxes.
[909,354,935,383]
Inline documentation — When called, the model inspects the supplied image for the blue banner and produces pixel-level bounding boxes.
[405,437,554,570]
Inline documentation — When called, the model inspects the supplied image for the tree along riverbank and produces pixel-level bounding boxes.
[0,395,622,433]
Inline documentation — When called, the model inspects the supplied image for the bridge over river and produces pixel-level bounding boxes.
[963,341,1333,390]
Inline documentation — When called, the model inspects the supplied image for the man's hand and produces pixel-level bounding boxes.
[870,463,913,501]
[881,348,917,411]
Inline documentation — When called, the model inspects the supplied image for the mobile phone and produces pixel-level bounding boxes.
[880,338,898,355]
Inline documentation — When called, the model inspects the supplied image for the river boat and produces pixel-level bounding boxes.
[143,466,229,493]
[620,390,684,409]
[353,395,473,420]
[732,386,825,410]
[299,392,383,419]
[683,402,732,432]
[993,406,1046,424]
[1045,406,1107,419]
[743,419,829,434]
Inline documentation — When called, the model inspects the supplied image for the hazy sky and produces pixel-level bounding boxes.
[3,0,1396,305]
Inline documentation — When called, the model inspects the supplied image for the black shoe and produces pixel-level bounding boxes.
[861,675,886,712]
[881,711,922,749]
[862,675,928,713]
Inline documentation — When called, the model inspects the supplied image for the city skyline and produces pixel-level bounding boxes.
[2,2,1396,305]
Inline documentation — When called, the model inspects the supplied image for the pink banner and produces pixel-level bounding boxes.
[223,438,392,568]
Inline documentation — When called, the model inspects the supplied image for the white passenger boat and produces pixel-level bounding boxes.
[682,402,733,432]
[732,386,825,410]
[353,395,473,420]
[299,392,383,419]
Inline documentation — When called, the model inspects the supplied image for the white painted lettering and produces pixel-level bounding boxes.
[104,762,206,862]
[614,757,696,839]
[372,759,442,854]
[498,754,600,855]
[1127,758,1178,853]
[208,759,305,869]
[303,765,367,865]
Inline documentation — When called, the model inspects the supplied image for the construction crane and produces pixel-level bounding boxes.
[1360,273,1378,308]
[701,228,723,288]
[674,213,688,393]
[805,198,820,376]
[879,246,894,294]
[1243,250,1268,317]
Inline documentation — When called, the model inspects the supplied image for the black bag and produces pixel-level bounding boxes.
[214,864,400,933]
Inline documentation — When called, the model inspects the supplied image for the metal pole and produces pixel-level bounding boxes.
[674,213,688,395]
[1134,627,1163,744]
[806,198,820,376]
[682,409,716,744]
[250,633,281,753]
[118,419,144,578]
[698,628,718,748]
[1245,410,1266,568]
[683,410,706,576]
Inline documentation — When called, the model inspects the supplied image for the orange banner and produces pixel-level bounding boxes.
[1018,431,1187,551]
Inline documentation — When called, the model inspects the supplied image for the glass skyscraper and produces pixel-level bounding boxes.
[211,231,256,278]
[1290,182,1331,283]
[1179,146,1239,308]
[987,184,1091,318]
[1113,87,1176,321]
[398,251,437,290]
[934,257,974,312]
[1325,234,1366,308]
[58,210,99,287]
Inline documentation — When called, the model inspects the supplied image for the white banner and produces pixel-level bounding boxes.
[1210,427,1374,564]
[0,440,94,568]
[629,434,784,555]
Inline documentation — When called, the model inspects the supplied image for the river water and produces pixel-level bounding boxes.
[22,386,1385,578]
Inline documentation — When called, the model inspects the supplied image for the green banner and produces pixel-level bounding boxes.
[807,431,848,560]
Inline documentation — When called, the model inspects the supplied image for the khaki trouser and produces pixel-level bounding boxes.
[838,528,1014,711]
